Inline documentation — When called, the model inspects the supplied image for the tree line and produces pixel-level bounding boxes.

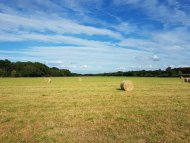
[0,59,189,77]
[0,59,71,77]
[88,67,190,77]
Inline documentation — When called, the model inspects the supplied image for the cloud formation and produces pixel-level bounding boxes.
[0,0,189,73]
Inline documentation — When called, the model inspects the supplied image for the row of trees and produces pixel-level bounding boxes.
[86,67,190,77]
[0,59,71,77]
[0,59,189,77]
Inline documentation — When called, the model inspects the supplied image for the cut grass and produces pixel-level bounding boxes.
[0,77,190,143]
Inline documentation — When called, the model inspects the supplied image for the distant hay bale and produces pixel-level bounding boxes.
[43,77,52,83]
[184,78,190,83]
[184,78,188,82]
[120,80,134,91]
[78,77,82,82]
[47,78,51,83]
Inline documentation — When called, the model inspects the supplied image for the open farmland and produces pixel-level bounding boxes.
[0,77,190,143]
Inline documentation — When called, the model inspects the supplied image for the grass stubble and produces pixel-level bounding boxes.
[0,77,190,143]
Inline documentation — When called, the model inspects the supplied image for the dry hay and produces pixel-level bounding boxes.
[47,78,51,83]
[44,77,52,83]
[120,80,134,91]
[78,77,82,82]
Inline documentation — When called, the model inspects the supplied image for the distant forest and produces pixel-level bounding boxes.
[0,59,71,77]
[91,67,190,77]
[0,59,190,77]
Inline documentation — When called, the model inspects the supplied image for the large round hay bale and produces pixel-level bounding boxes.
[120,80,134,91]
[184,78,190,83]
[184,78,188,82]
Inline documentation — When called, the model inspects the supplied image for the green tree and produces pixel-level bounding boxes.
[178,70,183,76]
[0,69,5,77]
[11,70,17,77]
[166,67,172,77]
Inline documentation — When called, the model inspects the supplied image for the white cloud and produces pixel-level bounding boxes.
[113,22,138,34]
[113,0,190,27]
[119,26,190,55]
[46,60,64,64]
[0,32,117,49]
[81,65,89,69]
[1,44,189,73]
[0,45,153,73]
[152,55,160,61]
[0,13,122,39]
[0,0,190,73]
[119,38,156,51]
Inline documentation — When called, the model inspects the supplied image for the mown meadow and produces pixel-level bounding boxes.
[0,77,190,143]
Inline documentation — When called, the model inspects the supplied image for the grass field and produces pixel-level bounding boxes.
[0,77,190,143]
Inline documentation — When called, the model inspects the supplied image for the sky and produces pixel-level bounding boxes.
[0,0,190,74]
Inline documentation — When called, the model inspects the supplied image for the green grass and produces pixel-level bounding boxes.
[0,77,190,143]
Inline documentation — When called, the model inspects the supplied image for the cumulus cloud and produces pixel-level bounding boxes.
[152,55,160,61]
[45,60,64,67]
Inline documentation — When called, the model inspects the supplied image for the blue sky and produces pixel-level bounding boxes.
[0,0,190,73]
